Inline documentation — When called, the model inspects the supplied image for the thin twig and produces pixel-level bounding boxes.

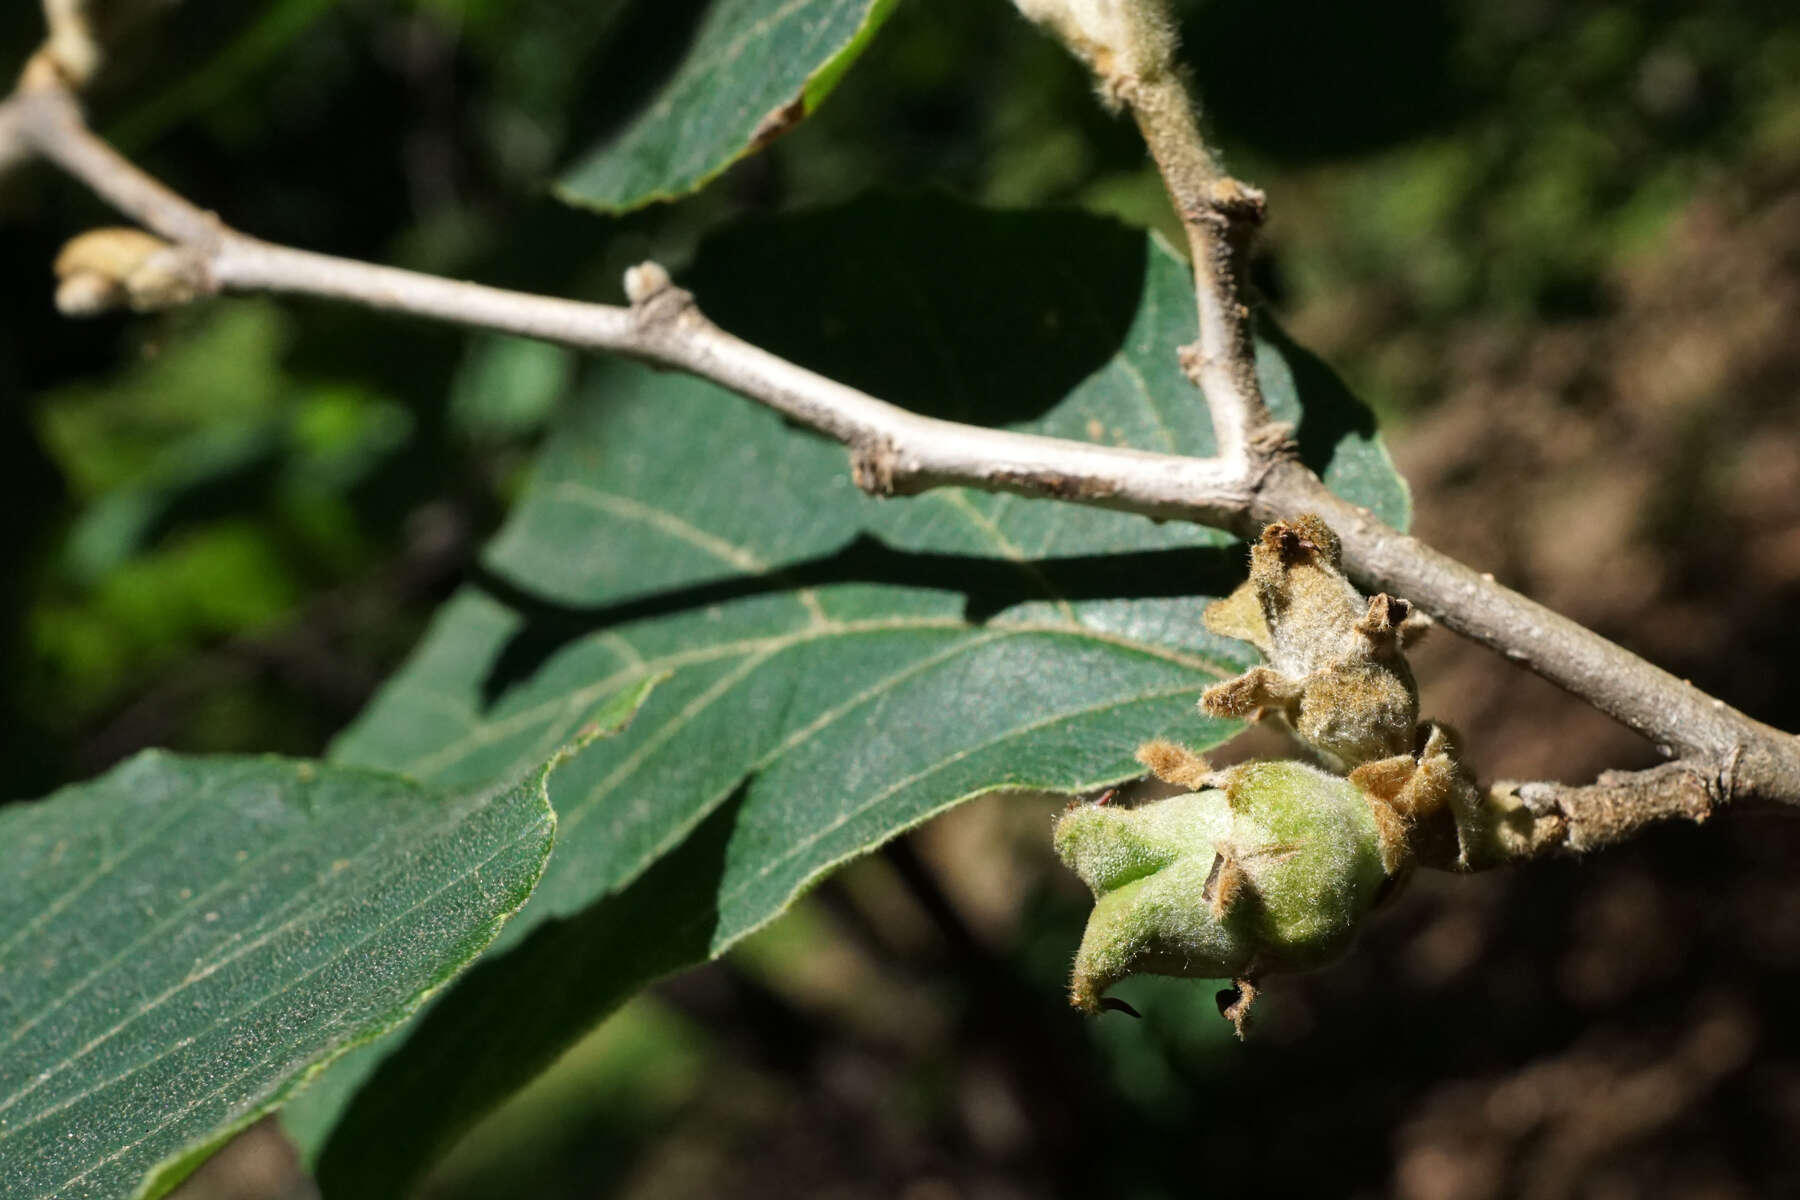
[1012,0,1283,471]
[1120,48,1281,473]
[6,67,1800,849]
[6,80,1262,527]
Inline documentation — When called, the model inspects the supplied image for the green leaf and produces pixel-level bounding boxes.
[0,751,558,1200]
[556,0,898,212]
[291,195,1409,1193]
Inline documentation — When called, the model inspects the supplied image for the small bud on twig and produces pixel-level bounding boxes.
[43,0,102,86]
[53,227,206,316]
[38,0,172,90]
[622,259,697,335]
[623,261,672,306]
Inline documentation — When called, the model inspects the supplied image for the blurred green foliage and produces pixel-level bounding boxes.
[2,0,1798,1195]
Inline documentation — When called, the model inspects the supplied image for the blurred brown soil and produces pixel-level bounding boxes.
[1280,173,1800,1200]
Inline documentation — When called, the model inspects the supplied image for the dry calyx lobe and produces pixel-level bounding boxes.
[1055,515,1491,1031]
[1201,514,1426,771]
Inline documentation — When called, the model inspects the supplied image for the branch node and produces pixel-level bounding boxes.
[1191,176,1267,232]
[623,260,697,334]
[850,436,900,496]
[1246,420,1299,465]
[19,48,74,95]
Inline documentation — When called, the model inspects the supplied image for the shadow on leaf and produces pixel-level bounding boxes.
[473,534,1246,709]
[689,192,1151,429]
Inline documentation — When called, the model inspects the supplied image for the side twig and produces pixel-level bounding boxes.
[1500,762,1720,857]
[1013,0,1283,473]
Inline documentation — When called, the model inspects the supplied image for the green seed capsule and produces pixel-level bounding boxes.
[1054,760,1392,1018]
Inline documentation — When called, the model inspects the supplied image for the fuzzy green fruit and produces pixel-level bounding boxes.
[1053,760,1391,1016]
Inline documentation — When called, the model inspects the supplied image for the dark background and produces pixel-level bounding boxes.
[4,1,1800,1197]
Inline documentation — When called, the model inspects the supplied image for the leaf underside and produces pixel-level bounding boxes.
[287,194,1411,1195]
[0,752,557,1200]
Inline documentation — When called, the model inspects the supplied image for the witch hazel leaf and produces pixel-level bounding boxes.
[557,0,898,212]
[291,194,1410,1194]
[0,751,558,1200]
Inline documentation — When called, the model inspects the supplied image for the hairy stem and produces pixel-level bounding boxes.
[1124,57,1279,472]
[1011,0,1280,470]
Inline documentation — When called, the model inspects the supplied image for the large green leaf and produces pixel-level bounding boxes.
[557,0,897,212]
[288,195,1409,1193]
[0,751,559,1200]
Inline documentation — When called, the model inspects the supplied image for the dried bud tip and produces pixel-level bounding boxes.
[54,228,168,283]
[1099,996,1142,1019]
[55,271,122,317]
[1263,512,1340,566]
[1373,594,1410,626]
[1354,593,1409,644]
[1204,851,1248,920]
[1216,977,1257,1039]
[623,261,673,305]
[1135,738,1213,790]
[44,0,103,86]
[1356,592,1433,650]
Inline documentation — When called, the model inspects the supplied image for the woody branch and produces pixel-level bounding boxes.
[4,7,1797,860]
